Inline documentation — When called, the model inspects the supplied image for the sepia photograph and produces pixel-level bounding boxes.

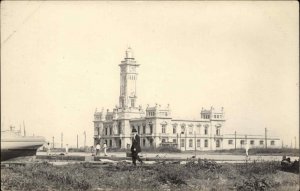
[1,1,299,190]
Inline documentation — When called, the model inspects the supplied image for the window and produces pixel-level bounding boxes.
[204,140,208,147]
[240,140,245,145]
[143,125,146,134]
[189,126,193,134]
[109,140,112,147]
[250,140,255,145]
[150,138,153,146]
[180,139,185,147]
[173,126,177,134]
[143,139,146,146]
[214,115,216,118]
[228,140,233,145]
[105,127,108,135]
[216,128,220,135]
[204,127,208,135]
[189,139,193,147]
[271,141,275,145]
[181,125,185,133]
[173,139,177,143]
[131,99,135,107]
[197,139,201,147]
[149,124,153,134]
[162,139,166,143]
[260,140,264,145]
[118,122,122,134]
[137,126,140,134]
[110,126,112,135]
[216,140,220,148]
[162,125,166,134]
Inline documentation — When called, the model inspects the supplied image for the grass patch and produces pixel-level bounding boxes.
[1,160,299,191]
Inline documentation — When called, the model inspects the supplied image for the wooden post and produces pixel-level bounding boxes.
[185,130,187,151]
[265,128,267,149]
[194,132,196,157]
[77,134,79,149]
[177,133,179,149]
[234,131,237,150]
[84,131,86,148]
[61,133,63,148]
[52,136,54,148]
[179,132,181,150]
[23,121,26,136]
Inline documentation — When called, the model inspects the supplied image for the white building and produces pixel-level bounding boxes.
[93,48,280,150]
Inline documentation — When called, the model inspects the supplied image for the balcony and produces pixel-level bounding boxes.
[214,134,223,140]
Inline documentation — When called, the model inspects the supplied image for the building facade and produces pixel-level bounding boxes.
[93,48,280,150]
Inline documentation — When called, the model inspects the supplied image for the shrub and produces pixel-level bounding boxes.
[155,164,189,185]
[157,146,181,153]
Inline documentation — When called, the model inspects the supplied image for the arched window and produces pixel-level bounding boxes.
[204,127,208,135]
[181,125,185,133]
[173,125,177,134]
[162,125,166,134]
[216,128,220,136]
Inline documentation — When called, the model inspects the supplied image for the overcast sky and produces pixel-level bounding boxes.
[1,1,298,147]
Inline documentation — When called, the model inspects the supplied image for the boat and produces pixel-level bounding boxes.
[1,126,46,161]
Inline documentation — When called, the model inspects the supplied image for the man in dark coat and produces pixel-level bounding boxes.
[131,128,143,166]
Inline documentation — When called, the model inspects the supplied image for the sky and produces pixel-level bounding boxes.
[1,1,298,148]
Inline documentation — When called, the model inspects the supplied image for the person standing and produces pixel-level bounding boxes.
[47,142,51,155]
[103,142,108,156]
[96,143,101,156]
[245,142,249,157]
[131,128,143,166]
[65,144,69,154]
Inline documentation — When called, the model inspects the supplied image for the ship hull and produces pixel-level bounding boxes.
[1,136,45,161]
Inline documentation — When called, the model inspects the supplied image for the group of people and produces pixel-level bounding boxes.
[94,142,108,156]
[45,128,143,166]
[46,142,69,155]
